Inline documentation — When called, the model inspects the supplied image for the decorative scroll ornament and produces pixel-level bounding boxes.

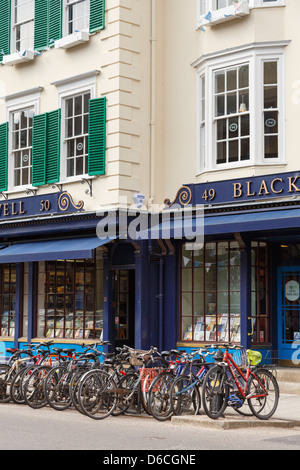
[164,186,193,208]
[58,191,84,212]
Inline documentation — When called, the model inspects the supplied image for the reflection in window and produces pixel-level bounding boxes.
[37,249,103,339]
[181,241,241,343]
[0,264,16,337]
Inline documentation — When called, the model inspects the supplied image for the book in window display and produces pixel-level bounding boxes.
[230,315,241,342]
[194,316,204,341]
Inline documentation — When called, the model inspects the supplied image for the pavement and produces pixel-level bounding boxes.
[171,393,300,429]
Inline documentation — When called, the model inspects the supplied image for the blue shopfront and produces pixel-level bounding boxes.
[163,170,300,366]
[1,172,300,366]
[0,190,178,358]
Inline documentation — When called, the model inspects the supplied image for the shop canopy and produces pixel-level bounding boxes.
[0,236,115,263]
[143,206,300,239]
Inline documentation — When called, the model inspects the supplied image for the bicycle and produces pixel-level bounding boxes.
[201,343,280,420]
[169,348,214,416]
[147,349,197,421]
[77,346,165,419]
[0,344,38,403]
[44,341,110,411]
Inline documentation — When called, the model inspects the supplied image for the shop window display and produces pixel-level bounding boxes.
[37,248,103,340]
[181,241,241,343]
[0,264,16,337]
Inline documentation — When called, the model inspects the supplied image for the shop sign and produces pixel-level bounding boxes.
[165,170,300,207]
[0,191,84,221]
[285,280,300,302]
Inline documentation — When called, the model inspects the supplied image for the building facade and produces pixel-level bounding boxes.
[0,0,299,365]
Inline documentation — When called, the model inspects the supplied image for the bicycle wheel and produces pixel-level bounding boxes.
[202,365,229,419]
[170,375,200,416]
[148,371,175,421]
[44,365,72,411]
[69,367,91,413]
[10,366,29,404]
[0,364,13,403]
[78,369,118,420]
[113,372,139,416]
[24,365,52,409]
[247,368,279,420]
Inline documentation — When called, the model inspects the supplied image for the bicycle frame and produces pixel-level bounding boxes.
[222,350,269,400]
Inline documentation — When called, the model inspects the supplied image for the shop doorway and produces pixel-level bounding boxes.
[112,269,135,348]
[278,267,300,361]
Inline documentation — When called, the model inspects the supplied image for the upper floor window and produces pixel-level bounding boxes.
[66,0,90,35]
[13,0,34,52]
[0,0,105,63]
[198,0,286,28]
[11,107,34,187]
[64,91,90,178]
[195,42,288,173]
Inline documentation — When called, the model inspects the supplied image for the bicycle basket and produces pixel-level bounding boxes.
[230,349,248,368]
[128,350,151,366]
[139,368,163,392]
[246,349,262,366]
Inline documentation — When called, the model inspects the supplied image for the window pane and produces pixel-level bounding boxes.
[217,119,226,140]
[239,65,249,88]
[229,139,238,162]
[265,135,278,159]
[217,141,226,164]
[227,92,237,114]
[215,71,225,93]
[264,62,277,85]
[240,138,250,161]
[227,69,237,91]
[264,86,277,109]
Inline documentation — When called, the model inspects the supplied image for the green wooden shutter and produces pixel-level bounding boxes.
[90,0,105,33]
[88,97,106,176]
[0,0,11,63]
[32,114,47,186]
[34,0,49,51]
[46,109,61,184]
[0,123,8,192]
[49,0,62,43]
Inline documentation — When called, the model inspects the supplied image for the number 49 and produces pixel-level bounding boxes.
[202,189,216,201]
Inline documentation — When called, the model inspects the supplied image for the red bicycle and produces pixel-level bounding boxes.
[201,344,279,420]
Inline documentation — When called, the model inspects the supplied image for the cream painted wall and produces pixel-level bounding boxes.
[0,0,152,213]
[156,0,300,207]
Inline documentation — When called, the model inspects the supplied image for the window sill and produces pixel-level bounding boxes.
[198,0,249,28]
[55,31,90,50]
[3,50,35,66]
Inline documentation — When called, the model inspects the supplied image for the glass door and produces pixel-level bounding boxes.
[278,267,300,360]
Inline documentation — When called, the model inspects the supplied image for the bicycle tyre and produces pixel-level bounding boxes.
[24,365,52,409]
[202,365,229,419]
[10,366,29,404]
[69,367,92,413]
[44,364,72,411]
[112,371,139,416]
[0,364,13,403]
[78,369,118,420]
[148,371,175,421]
[247,368,279,420]
[170,375,201,416]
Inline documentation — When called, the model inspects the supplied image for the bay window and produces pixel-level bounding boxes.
[195,42,287,172]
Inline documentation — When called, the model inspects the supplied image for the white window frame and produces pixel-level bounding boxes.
[197,0,286,28]
[63,0,90,37]
[56,74,96,183]
[194,42,288,174]
[11,0,35,53]
[5,91,40,192]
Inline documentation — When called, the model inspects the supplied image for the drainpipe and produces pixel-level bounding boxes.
[149,0,156,208]
[149,239,166,351]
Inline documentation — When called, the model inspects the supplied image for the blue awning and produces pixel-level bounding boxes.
[0,237,115,263]
[142,207,300,239]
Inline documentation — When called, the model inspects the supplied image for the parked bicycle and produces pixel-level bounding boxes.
[201,343,280,420]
